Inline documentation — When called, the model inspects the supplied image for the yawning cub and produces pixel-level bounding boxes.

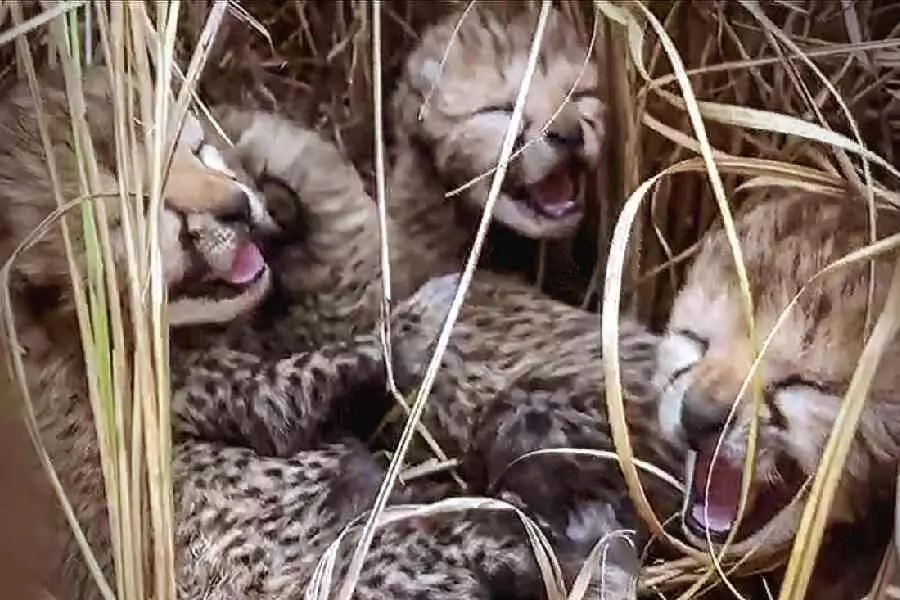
[655,192,900,595]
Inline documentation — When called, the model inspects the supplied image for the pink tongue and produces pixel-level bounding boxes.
[528,166,576,218]
[226,242,266,285]
[690,449,744,534]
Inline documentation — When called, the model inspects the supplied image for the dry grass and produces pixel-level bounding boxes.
[2,1,900,599]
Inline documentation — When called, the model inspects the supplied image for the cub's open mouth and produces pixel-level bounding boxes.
[176,240,269,301]
[220,240,268,287]
[507,161,583,222]
[682,442,805,544]
[169,239,272,327]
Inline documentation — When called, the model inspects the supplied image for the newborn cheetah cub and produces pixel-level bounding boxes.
[1,68,565,599]
[655,192,900,559]
[388,5,606,299]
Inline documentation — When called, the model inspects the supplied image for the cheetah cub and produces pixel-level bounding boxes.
[0,64,281,599]
[655,192,900,591]
[1,67,562,600]
[387,5,606,300]
[175,106,383,354]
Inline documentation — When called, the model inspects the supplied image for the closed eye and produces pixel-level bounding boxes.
[764,376,836,431]
[194,142,234,176]
[770,374,832,396]
[670,364,692,383]
[673,328,710,354]
[665,329,709,385]
[571,88,599,101]
[475,103,514,115]
[469,105,527,149]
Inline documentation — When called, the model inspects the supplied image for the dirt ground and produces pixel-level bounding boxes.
[0,406,57,600]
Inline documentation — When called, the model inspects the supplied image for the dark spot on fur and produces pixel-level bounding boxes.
[367,571,386,589]
[323,445,382,519]
[202,381,217,397]
[262,466,283,478]
[522,410,552,437]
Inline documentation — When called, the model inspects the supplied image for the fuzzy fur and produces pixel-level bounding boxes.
[387,5,607,300]
[174,106,384,355]
[390,274,684,581]
[172,270,664,599]
[654,192,900,590]
[178,8,663,592]
[164,101,666,593]
[210,107,382,348]
[0,63,290,598]
[171,273,569,600]
[3,69,593,600]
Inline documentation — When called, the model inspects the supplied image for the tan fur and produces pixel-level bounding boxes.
[7,82,606,599]
[161,107,648,598]
[0,66,281,598]
[170,269,656,600]
[164,145,253,214]
[203,107,383,349]
[655,191,900,562]
[178,11,659,587]
[0,67,279,329]
[192,6,608,344]
[387,6,606,300]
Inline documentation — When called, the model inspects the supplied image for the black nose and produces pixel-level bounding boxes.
[681,387,729,451]
[545,124,584,151]
[221,189,252,225]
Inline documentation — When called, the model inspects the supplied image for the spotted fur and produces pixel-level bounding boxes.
[174,440,550,600]
[391,275,684,570]
[3,68,617,599]
[171,273,634,600]
[162,105,646,595]
[0,64,288,599]
[172,7,662,588]
[174,267,681,598]
[208,107,383,350]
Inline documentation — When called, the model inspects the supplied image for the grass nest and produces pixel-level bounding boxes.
[181,2,900,596]
[2,1,900,599]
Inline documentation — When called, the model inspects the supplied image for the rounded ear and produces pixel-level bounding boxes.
[253,173,307,235]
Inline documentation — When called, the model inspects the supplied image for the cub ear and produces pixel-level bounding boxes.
[254,173,307,236]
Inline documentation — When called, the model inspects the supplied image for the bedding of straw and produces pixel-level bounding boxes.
[2,1,900,599]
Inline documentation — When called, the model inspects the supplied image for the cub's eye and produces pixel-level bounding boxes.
[220,207,251,226]
[469,105,527,148]
[770,375,829,395]
[194,142,234,176]
[475,103,514,115]
[570,88,600,101]
[667,329,709,382]
[761,376,834,431]
[673,328,709,354]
